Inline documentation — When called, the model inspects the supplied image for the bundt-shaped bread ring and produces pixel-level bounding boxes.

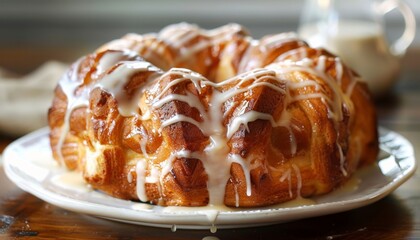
[48,23,378,207]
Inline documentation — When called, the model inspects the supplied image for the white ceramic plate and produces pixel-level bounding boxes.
[2,127,416,230]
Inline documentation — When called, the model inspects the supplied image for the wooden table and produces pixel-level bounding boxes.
[1,51,419,240]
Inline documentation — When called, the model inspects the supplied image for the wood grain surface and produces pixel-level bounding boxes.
[0,49,419,240]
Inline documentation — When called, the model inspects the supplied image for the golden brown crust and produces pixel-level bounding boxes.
[48,23,378,207]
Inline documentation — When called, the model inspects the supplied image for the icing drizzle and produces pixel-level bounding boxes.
[55,24,359,207]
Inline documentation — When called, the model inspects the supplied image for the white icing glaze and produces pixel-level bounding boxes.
[233,183,240,207]
[292,164,302,198]
[262,32,301,50]
[127,170,133,183]
[158,23,244,65]
[56,24,361,208]
[94,50,137,78]
[279,169,293,198]
[148,68,288,205]
[145,166,159,183]
[201,86,231,205]
[227,111,275,139]
[266,54,358,176]
[335,57,343,84]
[202,236,221,240]
[106,59,351,205]
[163,205,232,232]
[51,171,92,193]
[56,58,85,164]
[139,126,150,158]
[136,159,148,202]
[229,154,252,196]
[96,60,162,117]
[210,224,217,233]
[57,51,162,164]
[337,143,348,176]
[278,164,303,199]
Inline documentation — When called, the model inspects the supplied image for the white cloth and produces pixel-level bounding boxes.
[0,61,68,136]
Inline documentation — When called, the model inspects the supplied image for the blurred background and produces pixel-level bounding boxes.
[0,0,419,74]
